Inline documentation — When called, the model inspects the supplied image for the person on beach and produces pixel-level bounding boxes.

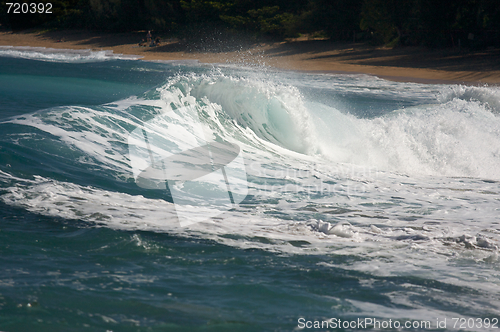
[148,36,161,47]
[146,31,152,43]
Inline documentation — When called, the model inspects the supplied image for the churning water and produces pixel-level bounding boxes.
[1,47,500,331]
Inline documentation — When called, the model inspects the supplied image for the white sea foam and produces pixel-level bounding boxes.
[309,87,500,180]
[439,84,500,114]
[0,46,142,62]
[1,68,500,296]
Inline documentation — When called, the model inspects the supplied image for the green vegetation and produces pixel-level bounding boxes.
[2,0,499,48]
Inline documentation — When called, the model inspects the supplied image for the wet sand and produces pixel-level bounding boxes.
[1,30,500,85]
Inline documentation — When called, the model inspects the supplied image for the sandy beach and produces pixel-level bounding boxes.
[1,29,500,85]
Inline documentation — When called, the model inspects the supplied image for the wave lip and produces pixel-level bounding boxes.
[187,73,318,155]
[0,46,142,62]
[128,104,248,227]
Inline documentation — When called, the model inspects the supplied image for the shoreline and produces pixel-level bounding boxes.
[1,30,500,85]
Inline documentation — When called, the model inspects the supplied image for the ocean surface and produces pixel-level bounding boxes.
[1,46,500,332]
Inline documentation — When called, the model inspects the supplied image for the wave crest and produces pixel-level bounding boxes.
[156,72,318,155]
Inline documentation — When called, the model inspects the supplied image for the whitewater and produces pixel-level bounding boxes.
[1,47,500,331]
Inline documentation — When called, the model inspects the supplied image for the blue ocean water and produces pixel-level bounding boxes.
[1,47,500,331]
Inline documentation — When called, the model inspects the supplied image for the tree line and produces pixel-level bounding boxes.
[2,0,499,48]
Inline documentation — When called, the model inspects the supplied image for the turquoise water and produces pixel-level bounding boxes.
[1,48,500,331]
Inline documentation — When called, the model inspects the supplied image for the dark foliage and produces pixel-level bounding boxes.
[1,0,79,30]
[1,0,499,48]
